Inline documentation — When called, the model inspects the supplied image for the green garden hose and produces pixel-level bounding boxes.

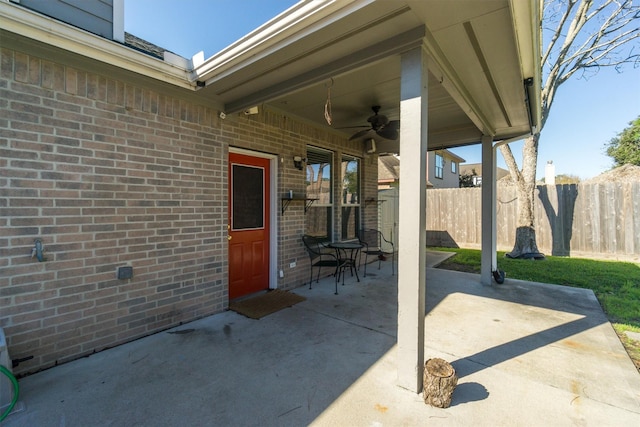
[0,364,19,422]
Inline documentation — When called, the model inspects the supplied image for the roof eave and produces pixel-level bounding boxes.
[0,1,195,90]
[192,0,375,85]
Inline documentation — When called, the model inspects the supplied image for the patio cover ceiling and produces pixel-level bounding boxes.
[194,0,541,152]
[1,0,541,152]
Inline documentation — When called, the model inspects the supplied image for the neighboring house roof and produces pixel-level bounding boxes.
[378,151,467,188]
[379,149,465,183]
[436,150,466,164]
[378,155,400,183]
[124,32,168,60]
[584,164,640,183]
[460,163,510,180]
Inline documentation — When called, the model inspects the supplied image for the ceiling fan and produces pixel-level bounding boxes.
[345,106,399,141]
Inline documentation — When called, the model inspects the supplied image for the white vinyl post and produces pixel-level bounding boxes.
[480,135,497,285]
[397,46,428,393]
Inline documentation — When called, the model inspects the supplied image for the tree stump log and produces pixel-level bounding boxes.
[423,358,458,408]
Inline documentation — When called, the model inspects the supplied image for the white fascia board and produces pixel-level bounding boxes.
[193,0,375,84]
[0,1,195,90]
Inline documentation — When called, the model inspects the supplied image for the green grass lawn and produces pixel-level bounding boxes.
[430,247,640,370]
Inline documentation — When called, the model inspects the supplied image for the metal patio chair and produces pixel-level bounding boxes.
[302,235,346,294]
[357,228,395,277]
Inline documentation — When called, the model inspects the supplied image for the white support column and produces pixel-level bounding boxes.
[397,47,428,393]
[480,135,497,285]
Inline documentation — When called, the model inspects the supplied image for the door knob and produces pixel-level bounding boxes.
[228,235,232,240]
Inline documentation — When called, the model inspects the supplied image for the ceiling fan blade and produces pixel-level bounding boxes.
[385,120,399,130]
[377,127,398,140]
[336,125,371,129]
[349,129,373,141]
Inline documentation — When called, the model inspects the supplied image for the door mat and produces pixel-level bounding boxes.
[229,289,306,319]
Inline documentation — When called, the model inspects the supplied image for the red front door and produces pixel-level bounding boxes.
[228,153,270,299]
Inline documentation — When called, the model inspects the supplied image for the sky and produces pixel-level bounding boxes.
[124,0,640,181]
[451,66,640,180]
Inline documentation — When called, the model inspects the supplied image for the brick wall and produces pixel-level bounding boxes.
[0,46,377,375]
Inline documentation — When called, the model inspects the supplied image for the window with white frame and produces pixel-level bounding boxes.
[341,155,360,240]
[451,160,457,174]
[435,153,444,179]
[305,146,333,240]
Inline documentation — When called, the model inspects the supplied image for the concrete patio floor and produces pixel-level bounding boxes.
[4,251,640,426]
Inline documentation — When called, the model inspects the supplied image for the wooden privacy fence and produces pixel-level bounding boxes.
[425,182,640,260]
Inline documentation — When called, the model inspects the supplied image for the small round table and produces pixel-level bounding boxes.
[328,241,363,282]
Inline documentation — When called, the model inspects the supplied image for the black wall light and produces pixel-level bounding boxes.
[293,156,306,170]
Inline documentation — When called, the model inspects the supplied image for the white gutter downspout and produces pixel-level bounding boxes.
[480,133,531,285]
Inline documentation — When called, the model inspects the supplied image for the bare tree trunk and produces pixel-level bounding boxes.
[500,134,543,259]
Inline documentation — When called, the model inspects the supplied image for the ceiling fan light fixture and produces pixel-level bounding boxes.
[348,106,399,141]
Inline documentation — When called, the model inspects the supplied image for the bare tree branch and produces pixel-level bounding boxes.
[540,0,639,130]
[542,0,580,67]
[561,9,640,76]
[499,144,522,183]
